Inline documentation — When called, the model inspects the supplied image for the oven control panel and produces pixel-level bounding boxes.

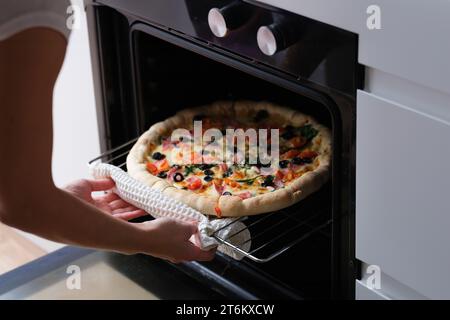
[207,2,253,38]
[255,17,305,56]
[94,0,359,96]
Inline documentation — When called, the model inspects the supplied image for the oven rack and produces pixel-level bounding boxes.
[89,138,332,263]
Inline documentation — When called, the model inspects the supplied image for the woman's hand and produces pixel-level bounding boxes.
[64,179,147,221]
[65,179,216,263]
[138,218,216,263]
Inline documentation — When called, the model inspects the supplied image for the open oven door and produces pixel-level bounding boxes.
[0,247,226,299]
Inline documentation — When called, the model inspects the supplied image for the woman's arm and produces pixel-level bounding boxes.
[0,28,214,262]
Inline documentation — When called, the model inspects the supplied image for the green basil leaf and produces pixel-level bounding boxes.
[299,124,319,141]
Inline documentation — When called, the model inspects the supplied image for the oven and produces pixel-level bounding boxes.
[85,0,363,299]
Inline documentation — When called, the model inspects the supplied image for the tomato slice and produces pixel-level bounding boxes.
[283,172,294,183]
[146,162,158,175]
[290,136,306,148]
[300,150,318,159]
[156,159,170,172]
[281,149,300,160]
[186,176,202,190]
[275,170,284,180]
[224,178,239,188]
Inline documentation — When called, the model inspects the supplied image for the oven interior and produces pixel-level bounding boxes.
[93,5,357,299]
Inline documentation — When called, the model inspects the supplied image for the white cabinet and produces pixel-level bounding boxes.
[356,91,450,299]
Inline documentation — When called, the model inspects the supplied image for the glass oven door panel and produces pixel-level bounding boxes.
[0,247,223,300]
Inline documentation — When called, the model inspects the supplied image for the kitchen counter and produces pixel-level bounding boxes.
[0,247,223,300]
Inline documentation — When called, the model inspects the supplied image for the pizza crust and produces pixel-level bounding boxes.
[127,100,331,217]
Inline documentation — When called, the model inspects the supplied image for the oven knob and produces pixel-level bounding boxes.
[257,20,301,56]
[208,2,252,38]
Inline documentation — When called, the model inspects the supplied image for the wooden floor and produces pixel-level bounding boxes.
[0,223,47,275]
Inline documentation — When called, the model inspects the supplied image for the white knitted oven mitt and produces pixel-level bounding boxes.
[89,163,251,260]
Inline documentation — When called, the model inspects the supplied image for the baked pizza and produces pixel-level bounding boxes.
[127,101,331,217]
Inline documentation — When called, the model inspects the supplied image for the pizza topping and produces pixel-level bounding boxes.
[278,160,290,169]
[174,173,185,183]
[237,191,252,200]
[199,164,214,170]
[213,179,225,195]
[146,162,158,175]
[275,170,284,180]
[281,124,318,144]
[283,171,294,183]
[203,169,215,176]
[204,175,214,182]
[233,170,245,180]
[299,124,319,141]
[157,172,168,179]
[291,157,304,165]
[261,175,275,187]
[281,130,294,140]
[186,176,202,191]
[222,167,233,178]
[155,159,170,172]
[142,111,326,200]
[299,150,318,160]
[224,178,239,188]
[289,136,306,149]
[166,166,179,181]
[184,165,196,176]
[152,152,166,160]
[273,178,285,188]
[236,175,261,185]
[281,149,300,160]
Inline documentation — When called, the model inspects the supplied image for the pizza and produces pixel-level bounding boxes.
[126,101,331,217]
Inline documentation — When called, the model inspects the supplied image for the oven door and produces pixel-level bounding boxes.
[0,247,224,300]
